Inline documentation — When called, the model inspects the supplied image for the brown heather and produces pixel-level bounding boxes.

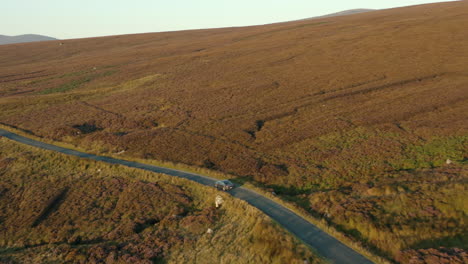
[0,1,467,263]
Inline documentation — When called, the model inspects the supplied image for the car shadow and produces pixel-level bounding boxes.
[229,176,252,188]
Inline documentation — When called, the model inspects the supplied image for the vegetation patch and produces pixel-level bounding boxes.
[38,70,117,95]
[38,77,92,94]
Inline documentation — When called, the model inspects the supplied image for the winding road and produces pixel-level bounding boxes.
[0,128,374,264]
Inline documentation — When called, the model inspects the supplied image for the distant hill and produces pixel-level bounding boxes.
[0,34,57,45]
[320,9,374,17]
[306,9,375,20]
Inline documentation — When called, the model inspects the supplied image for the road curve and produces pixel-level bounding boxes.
[0,128,374,264]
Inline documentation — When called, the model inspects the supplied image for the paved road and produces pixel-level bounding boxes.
[0,128,374,264]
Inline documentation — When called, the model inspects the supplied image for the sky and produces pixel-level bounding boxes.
[2,0,457,39]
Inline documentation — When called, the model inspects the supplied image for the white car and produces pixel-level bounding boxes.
[215,180,235,191]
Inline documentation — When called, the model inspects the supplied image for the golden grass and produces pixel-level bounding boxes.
[0,137,321,264]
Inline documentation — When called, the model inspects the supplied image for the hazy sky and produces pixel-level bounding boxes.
[2,0,457,39]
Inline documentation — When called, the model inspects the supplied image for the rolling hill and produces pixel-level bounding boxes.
[0,1,467,263]
[311,8,375,19]
[0,34,57,45]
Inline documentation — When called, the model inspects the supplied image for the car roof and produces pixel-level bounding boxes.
[217,180,232,184]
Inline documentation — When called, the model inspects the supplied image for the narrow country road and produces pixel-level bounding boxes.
[0,128,374,264]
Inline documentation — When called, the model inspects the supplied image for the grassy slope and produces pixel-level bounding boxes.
[0,138,319,264]
[0,1,467,262]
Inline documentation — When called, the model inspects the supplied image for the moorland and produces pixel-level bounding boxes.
[0,1,467,263]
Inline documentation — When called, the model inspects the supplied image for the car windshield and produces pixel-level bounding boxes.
[223,180,232,185]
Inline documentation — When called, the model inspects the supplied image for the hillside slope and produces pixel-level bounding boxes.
[0,1,467,262]
[0,34,57,45]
